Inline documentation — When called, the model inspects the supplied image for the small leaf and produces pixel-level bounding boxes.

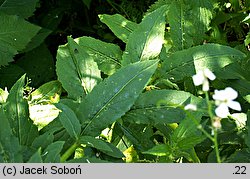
[122,5,167,65]
[56,103,81,140]
[0,14,40,67]
[31,131,54,150]
[99,14,138,43]
[77,60,159,136]
[43,141,64,163]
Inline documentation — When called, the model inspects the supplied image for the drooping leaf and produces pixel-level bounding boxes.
[4,75,39,146]
[76,60,159,136]
[122,5,167,65]
[168,0,213,51]
[0,107,23,162]
[99,14,138,43]
[56,103,81,140]
[43,141,64,163]
[162,43,246,82]
[0,0,39,18]
[0,13,40,67]
[56,36,101,100]
[75,36,122,75]
[123,89,205,125]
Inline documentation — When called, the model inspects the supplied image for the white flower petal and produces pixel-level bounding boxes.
[224,87,238,100]
[213,89,226,101]
[204,68,216,81]
[202,79,209,91]
[192,71,204,86]
[227,101,241,111]
[215,104,230,118]
[184,104,197,111]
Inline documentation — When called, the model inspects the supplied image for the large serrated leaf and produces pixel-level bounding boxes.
[168,0,213,51]
[0,0,39,18]
[75,36,122,75]
[56,36,101,100]
[162,43,246,82]
[122,5,167,65]
[123,89,205,125]
[4,75,39,146]
[76,60,158,136]
[0,13,40,67]
[0,107,23,162]
[99,14,138,43]
[56,103,81,140]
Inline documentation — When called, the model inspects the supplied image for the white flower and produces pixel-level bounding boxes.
[212,87,241,118]
[184,104,197,111]
[192,69,216,91]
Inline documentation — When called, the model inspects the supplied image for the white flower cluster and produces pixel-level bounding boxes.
[185,68,241,118]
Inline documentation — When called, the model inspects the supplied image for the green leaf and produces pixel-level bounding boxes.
[75,36,122,75]
[4,74,39,146]
[123,89,205,125]
[142,144,172,156]
[168,0,213,51]
[162,43,246,82]
[0,107,23,162]
[56,103,81,140]
[27,148,43,163]
[0,13,40,67]
[99,14,138,43]
[56,37,101,100]
[43,141,64,163]
[30,80,62,104]
[77,60,159,136]
[79,136,113,153]
[31,131,54,150]
[0,0,39,18]
[171,115,205,150]
[122,5,167,65]
[68,157,110,163]
[29,104,60,130]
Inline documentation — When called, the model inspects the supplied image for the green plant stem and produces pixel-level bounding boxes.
[205,91,221,163]
[60,142,79,162]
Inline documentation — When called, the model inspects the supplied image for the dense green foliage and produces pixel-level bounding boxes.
[0,0,250,163]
